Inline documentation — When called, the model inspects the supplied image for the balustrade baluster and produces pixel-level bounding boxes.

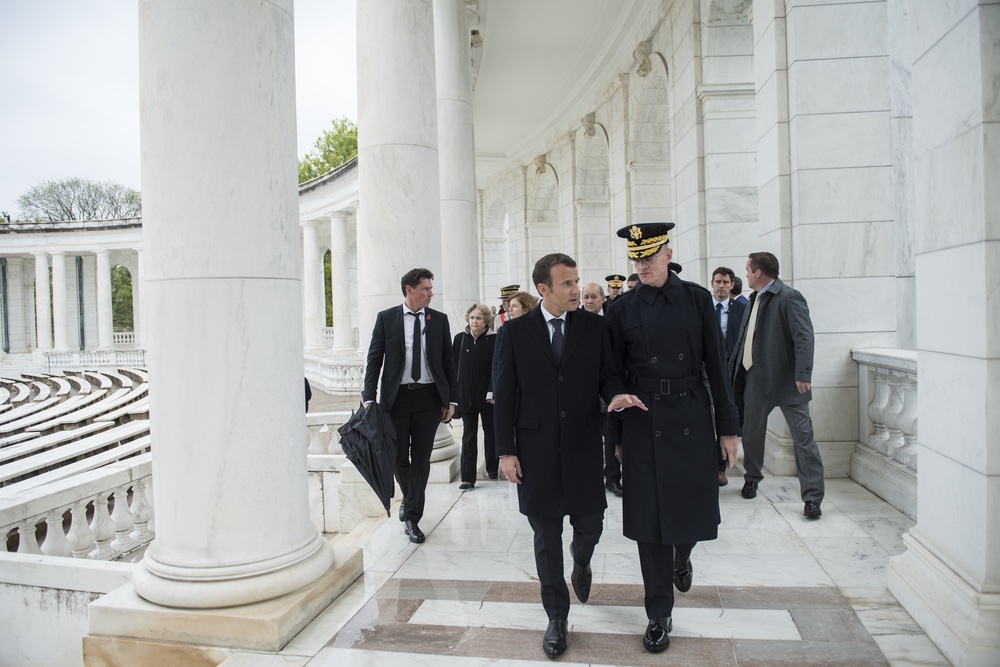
[67,500,95,558]
[40,509,72,557]
[882,374,907,457]
[307,425,325,455]
[89,492,116,560]
[129,477,155,543]
[867,369,892,452]
[110,484,136,554]
[17,519,42,555]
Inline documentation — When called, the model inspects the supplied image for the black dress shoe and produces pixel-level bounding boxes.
[571,559,592,603]
[404,520,425,543]
[605,480,623,497]
[673,552,693,593]
[741,480,758,499]
[542,618,567,658]
[399,503,406,522]
[642,617,671,653]
[488,472,499,479]
[804,500,822,519]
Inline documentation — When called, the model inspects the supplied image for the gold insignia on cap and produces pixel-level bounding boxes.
[629,225,643,240]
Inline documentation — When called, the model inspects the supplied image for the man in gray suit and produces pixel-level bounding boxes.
[729,252,824,519]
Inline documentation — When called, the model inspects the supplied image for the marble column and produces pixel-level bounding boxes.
[32,253,52,351]
[329,211,354,354]
[301,219,324,350]
[356,0,442,335]
[131,0,334,610]
[434,0,479,325]
[95,250,113,348]
[133,249,143,345]
[887,4,1000,665]
[50,252,69,350]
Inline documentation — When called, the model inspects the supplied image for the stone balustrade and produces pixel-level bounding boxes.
[304,355,364,394]
[1,453,154,561]
[850,348,918,519]
[42,348,147,370]
[112,332,136,346]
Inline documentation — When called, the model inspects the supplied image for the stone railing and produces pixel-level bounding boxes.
[1,454,154,560]
[304,355,364,394]
[850,348,918,519]
[42,348,147,371]
[112,332,136,346]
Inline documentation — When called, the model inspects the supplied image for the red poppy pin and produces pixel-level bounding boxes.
[425,314,431,321]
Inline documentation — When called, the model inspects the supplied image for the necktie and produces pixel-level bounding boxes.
[551,318,564,360]
[716,302,723,327]
[409,311,422,382]
[742,293,760,371]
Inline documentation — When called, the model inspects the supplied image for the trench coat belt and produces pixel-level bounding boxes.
[630,373,702,396]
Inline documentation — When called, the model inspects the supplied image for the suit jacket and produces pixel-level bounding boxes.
[729,278,814,407]
[493,306,625,518]
[363,305,459,412]
[720,297,747,361]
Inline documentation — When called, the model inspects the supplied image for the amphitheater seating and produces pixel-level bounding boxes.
[0,368,152,495]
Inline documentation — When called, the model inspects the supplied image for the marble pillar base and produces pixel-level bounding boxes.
[84,545,363,663]
[888,531,1000,667]
[850,444,917,519]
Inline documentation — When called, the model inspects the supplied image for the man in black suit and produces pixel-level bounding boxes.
[363,268,458,544]
[494,253,644,659]
[710,267,747,487]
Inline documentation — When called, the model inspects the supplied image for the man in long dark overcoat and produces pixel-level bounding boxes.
[605,223,740,653]
[494,253,643,659]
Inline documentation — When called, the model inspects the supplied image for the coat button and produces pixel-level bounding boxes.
[558,376,564,381]
[655,430,661,437]
[683,428,690,435]
[653,393,660,400]
[678,353,685,360]
[679,392,687,397]
[650,356,658,363]
[560,411,566,418]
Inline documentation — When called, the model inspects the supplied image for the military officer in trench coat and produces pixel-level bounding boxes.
[494,253,645,659]
[605,223,740,653]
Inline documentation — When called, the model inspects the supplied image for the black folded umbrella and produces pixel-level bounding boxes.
[337,402,397,516]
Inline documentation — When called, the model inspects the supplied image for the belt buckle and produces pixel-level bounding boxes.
[660,378,671,395]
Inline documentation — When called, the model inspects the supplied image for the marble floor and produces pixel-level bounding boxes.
[220,465,951,667]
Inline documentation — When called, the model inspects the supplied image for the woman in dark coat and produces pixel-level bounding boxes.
[452,303,498,488]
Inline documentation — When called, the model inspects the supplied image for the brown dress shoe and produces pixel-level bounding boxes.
[718,470,729,486]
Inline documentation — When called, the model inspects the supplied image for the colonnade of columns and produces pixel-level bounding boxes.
[0,247,142,357]
[299,211,357,356]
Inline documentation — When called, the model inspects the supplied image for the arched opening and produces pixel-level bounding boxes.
[111,265,133,332]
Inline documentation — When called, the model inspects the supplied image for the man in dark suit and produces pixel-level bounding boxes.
[710,267,747,486]
[729,251,825,519]
[494,253,644,659]
[605,223,740,654]
[363,268,458,544]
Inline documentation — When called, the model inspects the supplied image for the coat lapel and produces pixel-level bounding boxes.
[526,307,560,367]
[562,309,586,366]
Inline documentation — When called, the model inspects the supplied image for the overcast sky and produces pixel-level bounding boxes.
[0,0,357,219]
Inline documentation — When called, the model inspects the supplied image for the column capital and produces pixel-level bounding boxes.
[300,218,322,230]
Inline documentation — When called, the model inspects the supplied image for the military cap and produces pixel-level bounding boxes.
[499,284,520,299]
[616,222,675,259]
[605,274,627,288]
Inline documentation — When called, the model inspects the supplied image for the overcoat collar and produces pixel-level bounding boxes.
[638,270,683,304]
[525,305,582,368]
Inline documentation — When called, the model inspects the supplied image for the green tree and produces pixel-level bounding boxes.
[298,117,358,184]
[17,178,141,222]
[111,265,134,332]
[324,249,333,327]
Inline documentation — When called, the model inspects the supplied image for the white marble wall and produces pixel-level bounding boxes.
[887,4,1000,664]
